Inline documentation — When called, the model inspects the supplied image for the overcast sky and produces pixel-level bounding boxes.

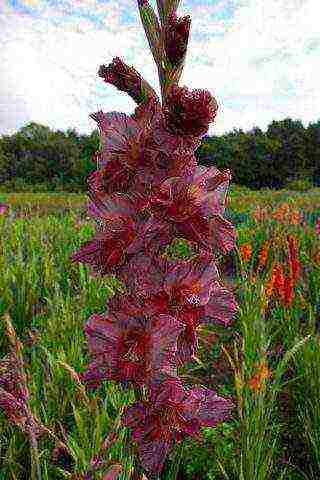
[0,0,319,138]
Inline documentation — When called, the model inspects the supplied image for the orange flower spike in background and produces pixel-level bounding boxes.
[252,205,269,223]
[248,360,272,392]
[272,202,290,223]
[287,234,301,283]
[264,261,281,298]
[264,267,276,298]
[283,271,295,307]
[239,243,252,263]
[257,240,270,270]
[288,208,303,226]
[273,262,286,302]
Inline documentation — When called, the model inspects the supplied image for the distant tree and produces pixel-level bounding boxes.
[266,118,308,186]
[305,120,320,185]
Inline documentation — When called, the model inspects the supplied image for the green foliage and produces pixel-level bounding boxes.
[285,178,314,192]
[196,117,320,190]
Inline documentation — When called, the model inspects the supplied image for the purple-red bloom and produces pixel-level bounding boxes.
[83,299,184,388]
[119,252,237,365]
[147,168,236,254]
[122,375,234,476]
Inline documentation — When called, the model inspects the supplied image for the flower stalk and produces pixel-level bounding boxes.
[71,0,238,477]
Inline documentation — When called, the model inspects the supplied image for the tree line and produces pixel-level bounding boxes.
[0,117,319,192]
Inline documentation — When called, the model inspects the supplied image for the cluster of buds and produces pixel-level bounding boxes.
[71,1,238,477]
[0,314,45,479]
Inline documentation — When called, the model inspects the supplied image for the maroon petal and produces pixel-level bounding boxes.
[163,85,218,137]
[71,235,125,276]
[177,213,211,248]
[85,313,120,370]
[164,255,220,306]
[127,217,173,257]
[133,435,173,476]
[151,111,201,155]
[82,362,112,389]
[176,325,198,365]
[90,111,143,164]
[149,314,184,377]
[117,253,165,298]
[87,191,142,221]
[122,402,147,430]
[149,375,186,407]
[202,281,238,326]
[183,387,235,427]
[209,216,237,254]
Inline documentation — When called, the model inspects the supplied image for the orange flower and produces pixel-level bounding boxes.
[282,271,294,307]
[272,203,290,222]
[288,209,302,225]
[257,241,270,269]
[252,206,269,222]
[248,360,272,392]
[265,262,285,301]
[273,263,286,302]
[239,243,252,262]
[265,265,276,298]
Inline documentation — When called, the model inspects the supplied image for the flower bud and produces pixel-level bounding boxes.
[164,12,191,67]
[98,57,157,105]
[163,84,218,137]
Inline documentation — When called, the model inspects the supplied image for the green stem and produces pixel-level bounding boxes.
[29,429,42,480]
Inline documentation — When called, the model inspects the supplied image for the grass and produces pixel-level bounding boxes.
[0,188,320,479]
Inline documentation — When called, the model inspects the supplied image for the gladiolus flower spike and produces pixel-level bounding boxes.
[71,0,238,477]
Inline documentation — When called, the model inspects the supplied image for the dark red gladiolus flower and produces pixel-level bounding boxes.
[148,173,236,253]
[163,84,218,137]
[122,376,234,476]
[89,110,149,174]
[118,253,237,365]
[89,98,200,201]
[87,161,135,198]
[72,1,239,476]
[84,308,184,388]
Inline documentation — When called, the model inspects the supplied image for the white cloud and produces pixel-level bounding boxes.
[0,0,319,137]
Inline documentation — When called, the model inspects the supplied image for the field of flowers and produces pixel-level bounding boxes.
[1,187,320,480]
